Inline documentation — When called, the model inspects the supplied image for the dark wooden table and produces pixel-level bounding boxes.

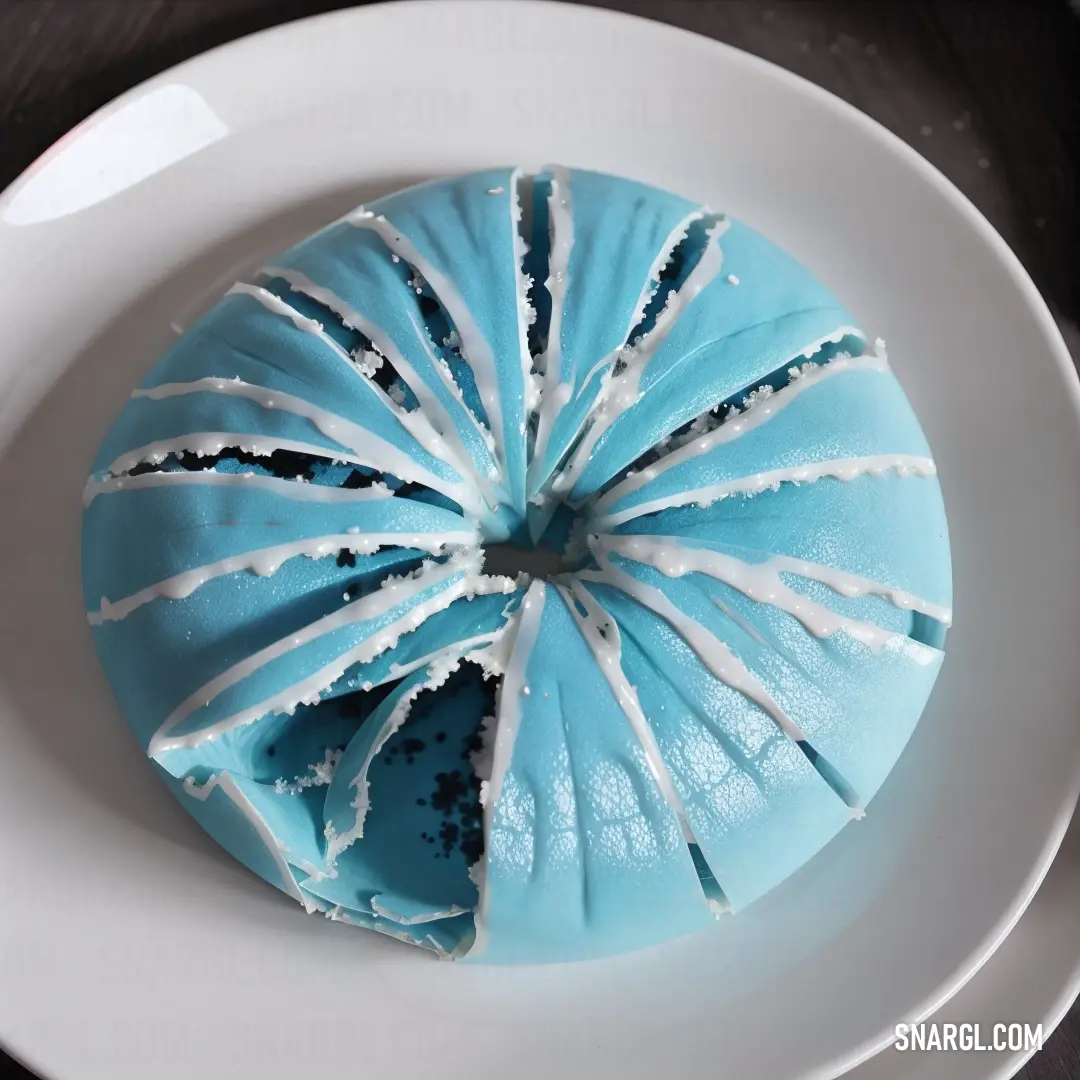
[1,2,1077,1078]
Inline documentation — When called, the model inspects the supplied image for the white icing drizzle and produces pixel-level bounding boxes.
[260,265,503,507]
[86,527,479,625]
[134,373,466,480]
[181,772,312,909]
[319,901,440,949]
[524,206,706,541]
[509,167,542,426]
[83,467,394,507]
[348,209,511,492]
[229,284,497,521]
[584,543,822,754]
[228,283,345,349]
[528,165,575,480]
[147,552,517,756]
[317,630,508,881]
[594,534,939,663]
[324,649,474,863]
[468,713,498,788]
[592,453,937,531]
[105,432,367,480]
[103,424,482,524]
[370,897,471,925]
[469,580,546,958]
[556,579,698,838]
[482,580,546,811]
[275,747,343,795]
[290,855,335,885]
[762,553,951,626]
[321,624,514,872]
[567,209,705,405]
[459,598,522,680]
[551,219,730,496]
[586,547,867,814]
[592,344,883,515]
[99,426,485,525]
[626,210,706,335]
[376,628,509,693]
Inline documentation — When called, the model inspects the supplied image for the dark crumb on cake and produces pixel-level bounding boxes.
[364,665,496,865]
[126,460,167,478]
[179,447,321,479]
[391,481,435,500]
[386,736,428,767]
[426,721,490,860]
[341,468,393,490]
[337,549,357,568]
[431,769,468,814]
[459,827,484,863]
[438,820,460,857]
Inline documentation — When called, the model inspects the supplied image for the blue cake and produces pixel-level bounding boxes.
[82,167,951,963]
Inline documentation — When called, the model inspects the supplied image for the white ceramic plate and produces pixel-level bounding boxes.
[1,4,1078,1079]
[852,778,1080,1080]
[848,324,1080,1080]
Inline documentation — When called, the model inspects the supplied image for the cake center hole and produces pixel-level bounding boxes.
[482,542,567,580]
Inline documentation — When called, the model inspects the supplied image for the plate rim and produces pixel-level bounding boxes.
[850,798,1080,1080]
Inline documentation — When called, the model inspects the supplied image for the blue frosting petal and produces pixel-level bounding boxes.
[568,219,859,501]
[585,583,853,911]
[616,473,951,613]
[599,552,942,810]
[471,585,715,963]
[95,292,463,489]
[92,548,420,750]
[528,169,701,496]
[315,665,493,944]
[265,225,502,497]
[369,169,531,517]
[595,365,931,526]
[83,480,472,608]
